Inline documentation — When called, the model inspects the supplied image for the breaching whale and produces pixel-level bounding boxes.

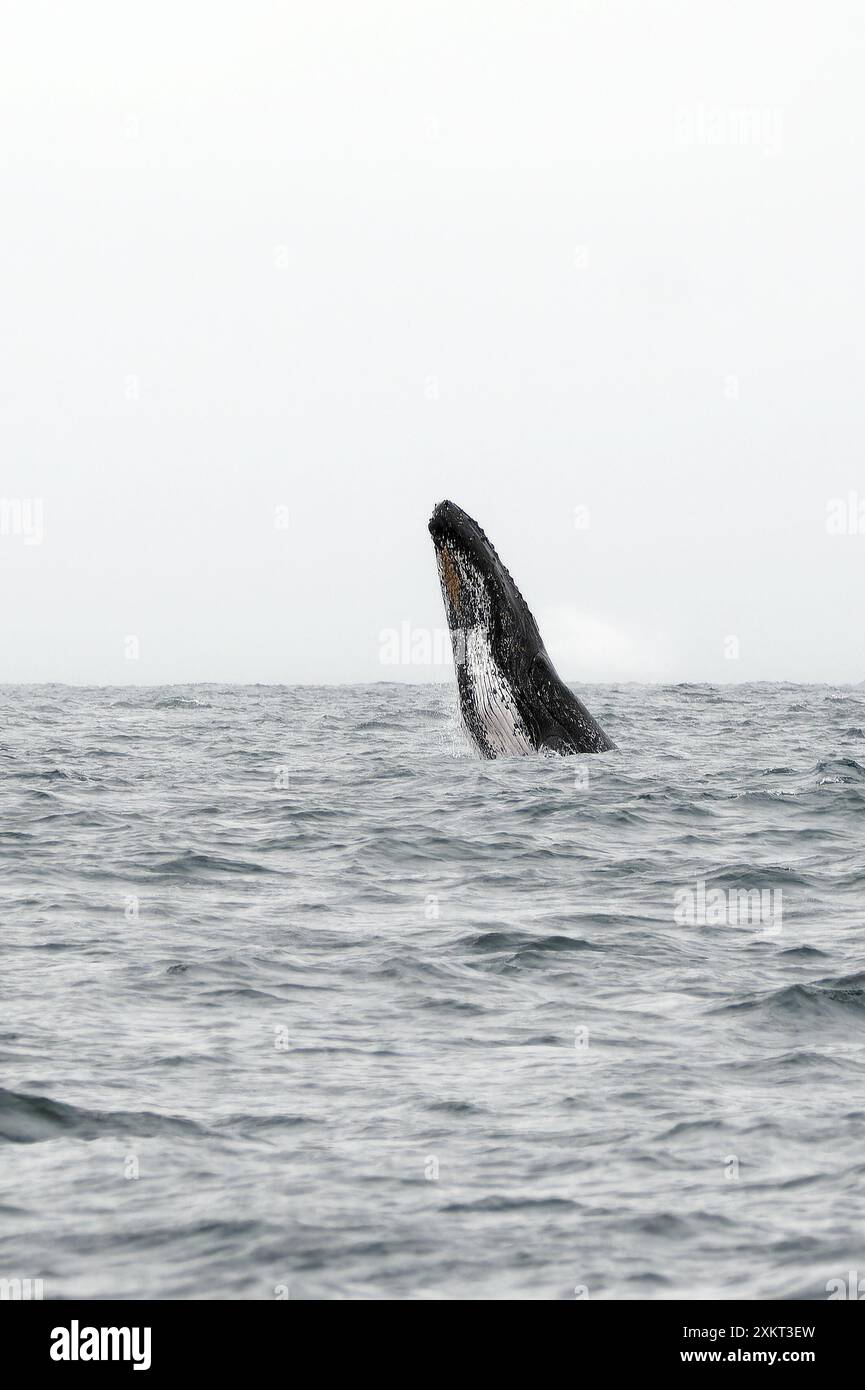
[429,499,615,759]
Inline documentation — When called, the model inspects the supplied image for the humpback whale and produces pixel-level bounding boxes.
[429,500,615,759]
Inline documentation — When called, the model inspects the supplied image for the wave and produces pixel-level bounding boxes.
[717,970,865,1022]
[442,1194,577,1213]
[0,1087,206,1145]
[153,696,213,710]
[813,757,865,784]
[461,929,599,955]
[147,851,269,878]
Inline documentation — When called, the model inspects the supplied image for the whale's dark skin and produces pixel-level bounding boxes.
[429,499,615,759]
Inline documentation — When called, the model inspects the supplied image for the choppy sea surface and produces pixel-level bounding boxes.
[2,681,865,1301]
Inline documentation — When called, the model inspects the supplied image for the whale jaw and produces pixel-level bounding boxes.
[429,500,615,759]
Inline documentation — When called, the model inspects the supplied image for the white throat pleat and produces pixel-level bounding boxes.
[463,625,534,756]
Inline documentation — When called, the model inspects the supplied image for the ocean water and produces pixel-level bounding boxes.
[2,681,865,1301]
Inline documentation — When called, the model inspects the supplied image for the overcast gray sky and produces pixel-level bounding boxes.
[2,1,863,685]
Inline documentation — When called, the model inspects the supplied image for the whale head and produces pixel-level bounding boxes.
[428,499,615,759]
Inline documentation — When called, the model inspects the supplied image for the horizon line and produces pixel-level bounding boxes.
[1,678,862,691]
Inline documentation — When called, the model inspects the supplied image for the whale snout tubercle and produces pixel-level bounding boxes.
[428,499,456,535]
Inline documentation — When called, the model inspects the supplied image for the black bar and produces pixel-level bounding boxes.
[7,1297,860,1374]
